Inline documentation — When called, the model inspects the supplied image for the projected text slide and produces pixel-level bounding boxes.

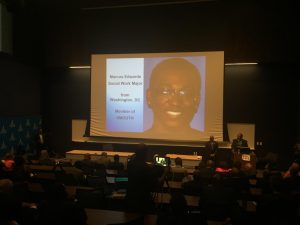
[106,58,144,132]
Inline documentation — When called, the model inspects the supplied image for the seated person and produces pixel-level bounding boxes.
[39,150,54,166]
[126,143,168,212]
[169,157,190,182]
[107,154,124,171]
[215,161,232,174]
[38,182,87,225]
[96,152,111,167]
[1,153,15,172]
[194,159,215,181]
[282,143,300,180]
[74,154,95,175]
[0,179,22,225]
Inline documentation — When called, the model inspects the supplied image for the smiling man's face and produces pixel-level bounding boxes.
[147,69,200,131]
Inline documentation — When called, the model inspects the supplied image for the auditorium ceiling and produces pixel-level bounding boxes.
[3,0,218,12]
[2,0,299,65]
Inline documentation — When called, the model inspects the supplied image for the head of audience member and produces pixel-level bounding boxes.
[83,153,91,161]
[232,160,242,170]
[2,153,15,171]
[0,179,19,225]
[293,143,300,160]
[231,160,242,175]
[134,143,148,162]
[0,179,13,193]
[175,157,183,167]
[206,159,215,168]
[243,162,256,176]
[288,162,300,177]
[113,154,120,163]
[3,153,14,160]
[209,135,215,142]
[39,149,49,161]
[146,58,201,133]
[196,160,206,170]
[100,152,108,158]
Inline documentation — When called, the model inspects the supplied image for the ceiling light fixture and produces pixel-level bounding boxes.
[225,63,258,66]
[69,66,91,69]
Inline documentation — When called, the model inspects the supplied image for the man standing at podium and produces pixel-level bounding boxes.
[204,135,218,162]
[231,132,248,153]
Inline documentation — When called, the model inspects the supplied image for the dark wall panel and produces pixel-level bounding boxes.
[42,68,90,153]
[223,64,299,160]
[0,55,41,115]
[40,1,299,67]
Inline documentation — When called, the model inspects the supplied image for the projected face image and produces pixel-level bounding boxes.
[146,58,201,135]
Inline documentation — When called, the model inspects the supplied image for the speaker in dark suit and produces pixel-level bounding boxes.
[203,136,219,162]
[231,133,248,153]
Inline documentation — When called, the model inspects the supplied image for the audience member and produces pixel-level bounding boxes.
[231,160,243,176]
[215,161,232,174]
[74,153,95,175]
[159,190,188,225]
[38,182,87,225]
[283,162,300,188]
[293,143,300,164]
[107,154,124,171]
[241,162,256,177]
[1,153,15,172]
[169,157,190,182]
[194,159,215,184]
[282,143,300,181]
[126,143,168,212]
[0,179,23,225]
[39,149,54,166]
[257,172,298,225]
[12,154,28,182]
[199,175,241,224]
[183,160,214,195]
[96,152,111,167]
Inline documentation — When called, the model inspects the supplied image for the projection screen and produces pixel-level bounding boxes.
[91,51,224,142]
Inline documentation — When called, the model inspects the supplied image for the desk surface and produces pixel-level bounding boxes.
[66,150,135,157]
[166,154,201,161]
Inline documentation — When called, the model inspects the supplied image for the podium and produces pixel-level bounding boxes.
[234,148,256,170]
